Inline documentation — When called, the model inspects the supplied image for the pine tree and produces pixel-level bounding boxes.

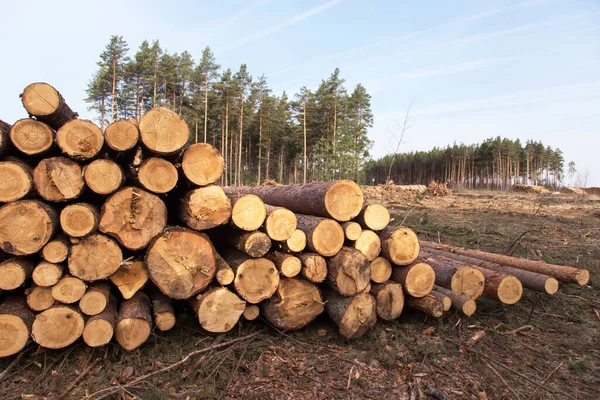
[195,47,220,143]
[233,64,252,186]
[85,67,111,129]
[98,36,130,122]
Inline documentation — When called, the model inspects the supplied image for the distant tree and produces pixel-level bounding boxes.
[85,68,111,129]
[233,64,252,186]
[567,161,576,187]
[195,47,220,143]
[98,35,130,122]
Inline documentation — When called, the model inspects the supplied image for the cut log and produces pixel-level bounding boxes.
[418,252,485,300]
[99,187,167,250]
[297,253,327,283]
[379,226,420,266]
[32,261,64,287]
[150,290,176,331]
[146,227,216,300]
[25,284,55,311]
[323,289,377,340]
[0,258,33,290]
[82,294,118,347]
[0,296,35,358]
[224,181,364,221]
[226,230,271,258]
[264,205,297,241]
[433,286,476,317]
[79,282,111,316]
[104,119,139,152]
[41,235,70,264]
[279,229,306,253]
[84,159,124,195]
[69,233,123,281]
[267,251,301,278]
[181,143,224,186]
[362,282,372,293]
[31,305,85,349]
[406,293,445,318]
[215,252,235,285]
[33,157,84,202]
[262,278,324,330]
[471,266,523,304]
[20,82,77,130]
[51,275,87,304]
[0,200,57,255]
[221,249,279,304]
[356,204,390,231]
[390,262,435,298]
[296,214,344,257]
[227,193,267,231]
[326,247,371,296]
[139,107,189,155]
[0,159,34,202]
[370,257,392,284]
[0,119,11,157]
[60,203,99,238]
[180,185,232,231]
[190,286,245,333]
[115,292,152,351]
[353,229,381,261]
[340,221,362,241]
[56,119,104,160]
[137,157,178,194]
[242,304,260,321]
[429,288,451,311]
[109,260,148,299]
[370,281,404,321]
[420,240,589,286]
[10,119,54,156]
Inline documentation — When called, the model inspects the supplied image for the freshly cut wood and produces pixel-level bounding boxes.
[0,119,11,157]
[433,286,476,317]
[406,293,445,318]
[268,251,301,277]
[69,233,123,281]
[390,262,435,298]
[420,240,589,285]
[279,229,306,253]
[0,258,33,290]
[150,290,176,331]
[99,187,167,250]
[323,289,377,340]
[226,230,271,258]
[41,236,69,263]
[181,143,224,186]
[225,180,364,221]
[227,193,267,231]
[82,295,117,347]
[296,253,327,283]
[370,281,404,321]
[139,107,189,155]
[379,226,420,266]
[104,119,139,151]
[296,214,344,257]
[109,260,148,299]
[20,82,77,130]
[146,228,216,300]
[370,257,392,284]
[84,159,124,195]
[429,289,451,311]
[79,282,111,315]
[31,305,84,349]
[362,282,372,293]
[222,249,279,304]
[0,200,57,255]
[472,266,523,304]
[56,119,104,160]
[0,296,34,358]
[242,304,260,321]
[51,275,87,304]
[180,185,232,231]
[326,247,371,296]
[115,292,152,351]
[262,278,324,330]
[418,252,485,300]
[60,203,99,238]
[353,229,381,261]
[33,157,84,202]
[264,205,297,241]
[32,261,64,287]
[138,157,178,194]
[10,119,54,156]
[341,221,362,241]
[215,252,235,285]
[0,159,34,202]
[356,204,390,231]
[25,285,55,311]
[191,286,245,333]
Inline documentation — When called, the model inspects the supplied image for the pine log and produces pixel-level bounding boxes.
[429,288,451,311]
[242,304,260,321]
[221,249,279,304]
[0,258,33,290]
[51,275,87,304]
[99,187,167,250]
[340,221,362,241]
[215,252,235,285]
[278,229,306,253]
[104,119,139,152]
[263,205,297,241]
[137,157,178,194]
[190,286,246,333]
[20,82,77,130]
[41,235,70,264]
[139,107,189,155]
[115,292,152,351]
[296,214,344,257]
[323,289,377,340]
[433,286,476,317]
[379,226,420,266]
[225,230,271,258]
[0,296,35,358]
[56,119,104,160]
[326,247,371,296]
[362,282,372,293]
[146,227,216,300]
[25,284,55,311]
[179,185,232,231]
[181,143,224,186]
[267,251,301,277]
[32,261,64,287]
[109,260,149,299]
[84,159,125,195]
[60,203,99,238]
[472,266,523,304]
[79,282,111,316]
[0,159,34,202]
[390,262,435,298]
[0,200,57,255]
[297,253,328,283]
[10,119,54,156]
[0,119,11,157]
[262,278,324,330]
[406,293,445,318]
[150,290,176,331]
[418,252,485,300]
[356,204,390,231]
[33,157,84,202]
[31,305,85,349]
[353,229,381,261]
[370,256,392,284]
[69,233,123,281]
[82,294,118,347]
[227,193,267,231]
[370,281,404,321]
[420,240,589,285]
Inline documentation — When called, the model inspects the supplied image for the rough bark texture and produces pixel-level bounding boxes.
[60,203,99,238]
[0,159,34,202]
[41,235,70,264]
[10,119,54,156]
[326,247,371,296]
[262,278,324,330]
[323,288,377,340]
[31,305,85,349]
[56,119,104,160]
[267,251,301,278]
[370,257,392,284]
[295,214,344,257]
[278,229,306,253]
[109,260,149,299]
[390,262,435,298]
[191,286,245,333]
[105,119,139,151]
[180,185,232,231]
[115,292,152,351]
[33,157,84,202]
[429,289,452,311]
[418,252,486,300]
[0,258,33,290]
[137,157,178,194]
[406,293,445,318]
[226,229,272,258]
[79,282,111,316]
[84,159,124,195]
[51,275,87,304]
[433,286,476,317]
[181,143,224,186]
[356,204,390,231]
[221,248,279,304]
[139,107,189,155]
[0,119,11,157]
[0,200,57,255]
[0,296,35,357]
[379,226,420,266]
[150,290,176,331]
[25,284,55,311]
[68,233,123,281]
[353,229,381,261]
[82,295,118,347]
[20,82,77,130]
[215,252,235,285]
[263,205,297,241]
[32,261,64,287]
[341,221,362,241]
[226,193,267,231]
[298,253,328,283]
[370,281,404,321]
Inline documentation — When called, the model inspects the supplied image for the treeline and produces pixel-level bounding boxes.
[85,36,373,185]
[365,137,565,190]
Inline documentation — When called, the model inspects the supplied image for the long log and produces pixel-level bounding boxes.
[297,253,327,283]
[10,119,54,156]
[181,143,224,186]
[20,82,77,130]
[150,290,176,331]
[190,286,246,333]
[221,248,279,304]
[0,258,33,290]
[25,284,55,311]
[41,235,70,264]
[82,295,118,347]
[326,247,371,296]
[262,278,324,330]
[79,282,111,316]
[109,260,149,300]
[115,292,152,351]
[263,205,297,241]
[379,226,420,266]
[0,159,34,202]
[139,107,189,155]
[68,233,123,281]
[105,119,139,152]
[296,214,344,257]
[226,229,271,258]
[60,203,99,238]
[137,157,178,194]
[0,200,57,255]
[390,262,436,298]
[179,185,232,231]
[356,204,390,231]
[33,157,84,202]
[84,159,125,195]
[353,229,381,261]
[32,261,64,287]
[267,251,301,278]
[51,275,87,304]
[340,221,362,241]
[406,293,445,318]
[370,281,404,321]
[31,305,85,349]
[56,119,104,160]
[323,288,377,340]
[370,257,392,284]
[418,252,485,300]
[0,296,35,358]
[433,286,476,317]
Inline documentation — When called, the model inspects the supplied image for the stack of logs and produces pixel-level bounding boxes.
[0,83,591,358]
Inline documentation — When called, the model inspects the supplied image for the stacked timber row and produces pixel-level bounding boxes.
[0,82,591,359]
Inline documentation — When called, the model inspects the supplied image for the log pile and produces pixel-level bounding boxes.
[0,83,592,359]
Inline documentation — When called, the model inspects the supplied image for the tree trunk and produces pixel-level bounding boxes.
[105,119,140,152]
[33,157,84,202]
[0,258,33,291]
[326,247,371,296]
[204,76,209,142]
[353,230,381,262]
[215,252,235,285]
[370,281,404,321]
[150,290,176,331]
[32,261,64,287]
[225,230,271,258]
[139,107,189,155]
[190,286,246,333]
[295,214,344,257]
[224,192,267,231]
[303,100,307,184]
[277,229,307,253]
[82,294,117,347]
[32,305,85,349]
[109,260,148,300]
[433,286,476,317]
[68,233,123,281]
[263,205,297,241]
[323,288,377,340]
[115,292,152,351]
[25,285,55,312]
[340,221,362,241]
[10,119,54,156]
[20,82,77,130]
[390,262,435,298]
[56,119,104,160]
[238,97,244,186]
[379,226,420,266]
[181,143,225,186]
[262,278,324,330]
[0,159,33,203]
[418,251,485,300]
[267,251,301,278]
[220,248,279,304]
[0,200,57,255]
[60,203,99,238]
[84,159,125,196]
[0,296,35,357]
[180,185,232,231]
[51,275,87,304]
[258,112,262,185]
[297,253,327,283]
[406,293,445,318]
[369,257,392,284]
[79,282,111,316]
[356,204,391,231]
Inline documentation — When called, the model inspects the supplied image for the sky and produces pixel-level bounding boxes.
[1,0,599,185]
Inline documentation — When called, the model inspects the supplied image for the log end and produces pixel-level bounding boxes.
[313,219,344,257]
[354,230,381,262]
[234,258,280,304]
[139,107,189,155]
[405,262,435,298]
[462,299,477,317]
[31,306,85,349]
[138,157,178,194]
[0,160,33,202]
[340,292,377,340]
[196,288,246,333]
[21,83,60,116]
[182,143,224,186]
[545,278,560,295]
[385,227,420,266]
[576,269,590,286]
[285,229,306,253]
[324,180,364,221]
[265,208,297,241]
[362,204,391,231]
[342,221,362,241]
[450,266,485,300]
[105,119,139,151]
[83,319,114,347]
[372,282,404,321]
[370,257,392,284]
[497,276,523,305]
[84,159,124,195]
[243,304,260,321]
[115,318,151,351]
[231,194,266,231]
[0,314,30,357]
[0,259,30,290]
[56,120,104,160]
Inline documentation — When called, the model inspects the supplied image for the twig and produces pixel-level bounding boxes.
[485,361,521,399]
[400,206,417,226]
[500,326,533,335]
[0,349,29,382]
[504,230,540,256]
[60,357,102,397]
[561,294,600,307]
[525,360,565,400]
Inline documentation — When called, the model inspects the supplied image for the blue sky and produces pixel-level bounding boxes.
[2,0,599,185]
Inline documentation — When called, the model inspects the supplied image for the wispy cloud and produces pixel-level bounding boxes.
[206,0,275,42]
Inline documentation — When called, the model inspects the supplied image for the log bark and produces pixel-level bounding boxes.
[179,185,232,231]
[278,229,306,253]
[109,260,149,299]
[31,305,85,349]
[263,205,297,241]
[418,252,485,300]
[41,235,70,264]
[0,258,33,290]
[181,143,224,186]
[323,288,377,340]
[60,203,99,238]
[105,119,139,152]
[429,288,451,311]
[433,286,476,317]
[79,282,111,316]
[406,293,445,318]
[0,200,57,255]
[51,275,87,304]
[215,252,235,285]
[326,247,371,296]
[471,266,523,304]
[370,257,392,284]
[226,193,267,231]
[137,157,178,194]
[390,262,435,298]
[32,261,64,287]
[68,233,123,281]
[0,119,11,157]
[267,251,301,277]
[115,292,152,351]
[190,286,245,333]
[0,296,35,357]
[262,278,324,330]
[10,119,54,156]
[150,290,176,331]
[340,221,362,241]
[242,304,260,321]
[56,119,104,160]
[33,157,84,202]
[20,82,77,130]
[353,229,381,261]
[297,253,327,283]
[370,281,404,321]
[356,204,390,231]
[296,214,344,257]
[0,159,34,202]
[84,159,125,195]
[139,107,189,155]
[379,226,420,266]
[82,294,118,347]
[226,230,271,258]
[221,248,279,304]
[25,284,55,311]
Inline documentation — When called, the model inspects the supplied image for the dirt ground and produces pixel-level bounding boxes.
[1,190,599,399]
